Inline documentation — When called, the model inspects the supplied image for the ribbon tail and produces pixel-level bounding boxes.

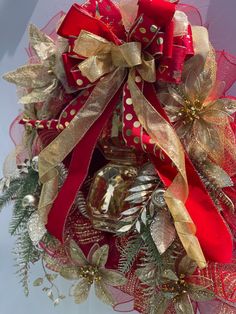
[46,88,122,241]
[128,71,206,268]
[142,83,233,265]
[38,68,127,239]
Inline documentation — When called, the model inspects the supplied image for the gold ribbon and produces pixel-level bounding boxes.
[74,30,156,83]
[128,72,206,268]
[38,67,127,223]
[38,30,206,268]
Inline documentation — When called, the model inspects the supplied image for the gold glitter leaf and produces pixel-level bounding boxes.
[188,284,215,302]
[150,209,176,254]
[94,280,115,306]
[29,24,55,61]
[100,269,127,286]
[150,294,170,314]
[136,264,156,284]
[162,269,179,281]
[60,266,80,280]
[174,294,194,314]
[168,87,185,106]
[20,80,58,104]
[178,256,197,276]
[209,98,236,116]
[33,277,44,286]
[3,64,52,89]
[70,240,88,266]
[92,245,109,267]
[70,279,91,304]
[43,254,64,273]
[162,269,179,282]
[19,88,49,104]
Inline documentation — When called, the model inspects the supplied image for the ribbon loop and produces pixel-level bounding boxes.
[79,54,115,83]
[74,30,155,84]
[111,42,142,68]
[74,30,112,57]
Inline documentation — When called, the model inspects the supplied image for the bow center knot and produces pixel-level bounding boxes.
[73,30,155,83]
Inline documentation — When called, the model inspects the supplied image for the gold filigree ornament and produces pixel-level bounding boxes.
[3,24,69,105]
[158,55,236,170]
[60,241,127,305]
[137,255,215,314]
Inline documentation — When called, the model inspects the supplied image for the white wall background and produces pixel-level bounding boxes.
[0,1,235,314]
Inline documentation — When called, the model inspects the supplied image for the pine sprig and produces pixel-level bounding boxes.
[10,169,39,236]
[118,234,143,273]
[9,209,32,236]
[14,231,41,296]
[0,177,24,211]
[141,223,162,269]
[1,166,42,295]
[134,223,164,313]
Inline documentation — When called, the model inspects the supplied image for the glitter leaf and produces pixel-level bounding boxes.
[94,280,115,306]
[70,279,91,304]
[150,210,176,254]
[70,240,88,266]
[3,64,52,88]
[60,266,80,280]
[101,269,127,286]
[91,245,109,267]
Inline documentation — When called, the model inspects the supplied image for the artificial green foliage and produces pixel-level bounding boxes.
[0,177,24,211]
[9,168,39,235]
[14,230,41,296]
[118,234,143,273]
[0,166,42,295]
[141,223,162,268]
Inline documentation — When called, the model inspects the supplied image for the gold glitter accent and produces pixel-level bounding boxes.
[126,98,133,105]
[126,113,133,121]
[157,37,164,45]
[57,124,64,130]
[134,137,140,144]
[150,24,158,33]
[62,112,68,118]
[139,27,146,34]
[126,129,132,136]
[70,109,76,116]
[76,79,84,86]
[133,121,141,128]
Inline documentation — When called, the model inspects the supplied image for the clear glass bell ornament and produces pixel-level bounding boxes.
[86,105,146,233]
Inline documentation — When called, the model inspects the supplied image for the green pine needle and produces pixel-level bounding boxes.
[141,223,162,268]
[0,167,42,295]
[14,231,41,296]
[9,169,39,236]
[0,177,24,211]
[118,234,143,273]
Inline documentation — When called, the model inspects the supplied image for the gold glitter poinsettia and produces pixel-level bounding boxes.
[60,241,127,305]
[137,255,214,314]
[3,24,68,104]
[159,64,236,166]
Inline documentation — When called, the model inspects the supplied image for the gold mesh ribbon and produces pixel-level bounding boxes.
[38,30,206,268]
